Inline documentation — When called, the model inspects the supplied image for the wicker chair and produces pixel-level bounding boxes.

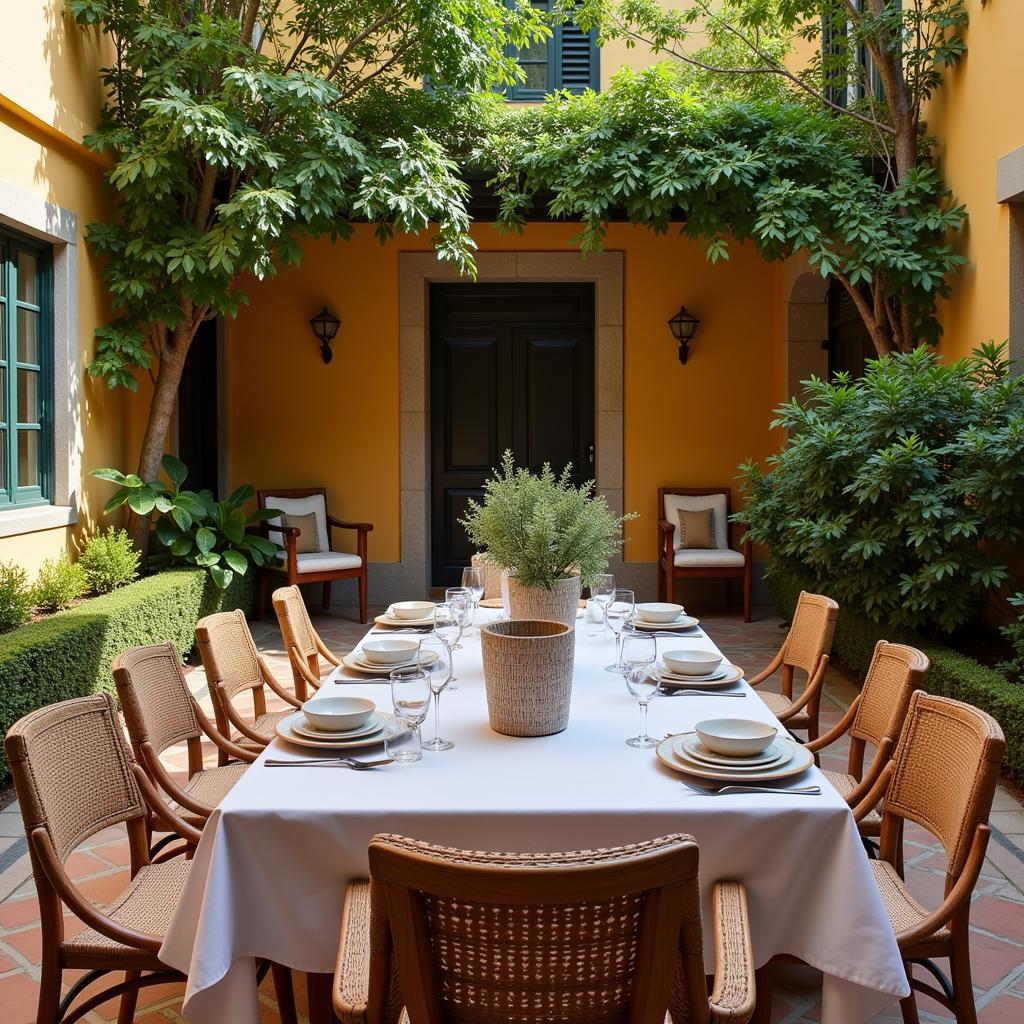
[333,832,756,1024]
[806,640,928,841]
[3,693,198,1024]
[747,591,838,741]
[471,552,504,601]
[114,642,256,849]
[196,609,301,766]
[272,584,342,701]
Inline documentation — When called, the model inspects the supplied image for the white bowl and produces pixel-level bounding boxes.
[361,638,420,665]
[390,600,435,620]
[696,718,778,758]
[302,697,375,733]
[662,649,723,676]
[635,602,685,624]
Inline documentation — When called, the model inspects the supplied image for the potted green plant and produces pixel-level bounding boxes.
[461,451,636,627]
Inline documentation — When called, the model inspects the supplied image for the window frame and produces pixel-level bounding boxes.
[0,227,53,509]
[505,2,600,101]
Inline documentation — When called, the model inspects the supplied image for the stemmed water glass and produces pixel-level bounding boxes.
[460,566,485,637]
[434,601,463,690]
[418,635,454,751]
[622,633,662,748]
[388,667,431,763]
[588,573,615,639]
[445,587,472,651]
[603,589,636,673]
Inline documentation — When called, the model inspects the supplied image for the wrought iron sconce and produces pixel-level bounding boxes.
[309,307,341,364]
[668,305,700,365]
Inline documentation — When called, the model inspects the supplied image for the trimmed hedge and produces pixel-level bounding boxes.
[0,569,252,782]
[769,569,1024,786]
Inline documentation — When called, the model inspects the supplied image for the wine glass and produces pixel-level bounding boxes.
[389,667,430,763]
[445,587,472,651]
[460,566,485,637]
[418,635,454,751]
[589,573,615,639]
[603,589,636,673]
[623,634,661,748]
[434,602,463,689]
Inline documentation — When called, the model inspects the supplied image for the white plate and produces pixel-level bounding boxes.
[343,650,439,674]
[276,712,397,751]
[374,613,436,628]
[679,736,791,770]
[661,665,744,688]
[291,713,386,741]
[633,615,700,631]
[656,735,813,782]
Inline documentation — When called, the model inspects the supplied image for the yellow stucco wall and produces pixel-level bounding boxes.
[227,222,784,566]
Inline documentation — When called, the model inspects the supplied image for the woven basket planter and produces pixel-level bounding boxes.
[506,574,581,628]
[480,620,575,736]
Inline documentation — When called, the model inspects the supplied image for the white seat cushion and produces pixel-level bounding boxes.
[673,548,745,568]
[292,551,362,573]
[265,494,329,553]
[663,493,728,550]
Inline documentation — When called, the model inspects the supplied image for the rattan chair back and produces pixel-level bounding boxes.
[5,693,146,864]
[196,610,264,701]
[783,592,839,677]
[883,691,1005,879]
[470,552,503,601]
[366,832,711,1024]
[273,584,325,699]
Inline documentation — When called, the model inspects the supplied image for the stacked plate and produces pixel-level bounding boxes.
[342,649,439,675]
[660,663,744,689]
[276,711,395,751]
[655,732,813,782]
[632,602,700,632]
[374,601,436,628]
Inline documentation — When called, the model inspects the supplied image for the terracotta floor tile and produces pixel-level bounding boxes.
[972,895,1024,945]
[0,971,45,1024]
[980,992,1024,1023]
[64,848,111,882]
[0,948,18,973]
[970,928,1024,988]
[74,869,130,906]
[4,916,85,965]
[0,894,40,929]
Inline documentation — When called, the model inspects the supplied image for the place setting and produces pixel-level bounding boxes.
[630,601,701,633]
[372,600,437,631]
[657,648,746,695]
[340,636,439,676]
[270,695,398,762]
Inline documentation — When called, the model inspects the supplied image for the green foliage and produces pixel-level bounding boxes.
[769,567,1024,786]
[740,343,1024,633]
[91,455,278,589]
[997,594,1024,682]
[460,451,636,590]
[0,568,251,783]
[79,527,141,594]
[0,562,32,634]
[31,553,88,612]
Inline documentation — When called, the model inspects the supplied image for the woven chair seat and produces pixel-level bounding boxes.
[231,709,292,749]
[869,860,950,944]
[758,690,810,728]
[171,761,248,828]
[62,860,191,963]
[821,769,883,836]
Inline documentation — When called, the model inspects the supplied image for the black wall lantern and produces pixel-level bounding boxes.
[668,305,700,365]
[309,307,341,364]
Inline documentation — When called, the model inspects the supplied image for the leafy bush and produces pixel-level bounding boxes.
[91,454,279,588]
[739,344,1024,633]
[769,567,1024,786]
[0,561,32,633]
[997,593,1024,682]
[460,450,636,589]
[31,552,87,612]
[0,568,252,783]
[80,527,140,593]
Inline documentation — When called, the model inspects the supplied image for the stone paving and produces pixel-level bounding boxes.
[1,605,1024,1023]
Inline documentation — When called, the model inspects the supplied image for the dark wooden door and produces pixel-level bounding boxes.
[177,318,219,495]
[430,283,595,587]
[827,278,876,379]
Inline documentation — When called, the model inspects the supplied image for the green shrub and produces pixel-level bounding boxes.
[79,527,140,593]
[0,568,252,782]
[0,562,32,634]
[768,567,1024,785]
[31,552,87,612]
[740,344,1024,633]
[997,593,1024,682]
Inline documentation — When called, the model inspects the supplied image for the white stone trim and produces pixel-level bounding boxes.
[0,180,80,529]
[997,147,1024,368]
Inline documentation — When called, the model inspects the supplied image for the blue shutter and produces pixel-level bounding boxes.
[557,19,599,93]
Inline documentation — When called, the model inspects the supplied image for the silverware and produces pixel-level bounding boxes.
[664,689,746,697]
[631,629,703,638]
[334,677,392,684]
[681,782,821,797]
[370,627,433,634]
[264,756,394,769]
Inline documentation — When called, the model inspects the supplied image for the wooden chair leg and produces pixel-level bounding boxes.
[35,953,61,1024]
[657,560,665,602]
[950,921,979,1024]
[271,963,298,1024]
[743,566,752,623]
[322,581,331,611]
[900,963,921,1024]
[116,971,140,1024]
[753,964,773,1024]
[358,569,368,624]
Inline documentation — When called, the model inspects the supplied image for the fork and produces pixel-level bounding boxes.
[263,756,394,769]
[664,689,746,698]
[681,782,821,797]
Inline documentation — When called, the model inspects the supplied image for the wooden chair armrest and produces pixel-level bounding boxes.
[328,516,374,533]
[195,704,259,762]
[315,635,342,667]
[334,880,372,1024]
[805,695,861,753]
[222,699,274,747]
[841,737,893,810]
[288,645,324,694]
[132,763,204,846]
[774,655,829,720]
[895,825,990,948]
[747,647,784,687]
[850,761,894,823]
[141,742,212,818]
[708,880,756,1024]
[32,828,164,954]
[657,518,675,534]
[260,658,303,709]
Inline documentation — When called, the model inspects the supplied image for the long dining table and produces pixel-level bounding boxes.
[161,609,910,1024]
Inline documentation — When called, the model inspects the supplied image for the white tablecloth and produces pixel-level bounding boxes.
[161,613,910,1024]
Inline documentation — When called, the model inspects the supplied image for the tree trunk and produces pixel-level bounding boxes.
[127,326,192,556]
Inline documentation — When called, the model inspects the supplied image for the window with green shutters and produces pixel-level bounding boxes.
[0,229,52,508]
[505,2,600,100]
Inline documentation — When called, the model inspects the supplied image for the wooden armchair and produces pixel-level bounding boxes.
[257,487,373,623]
[114,642,255,852]
[333,832,756,1024]
[657,487,752,622]
[748,591,838,741]
[272,585,342,701]
[196,609,302,766]
[806,640,927,843]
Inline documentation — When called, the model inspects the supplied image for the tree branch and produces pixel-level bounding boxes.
[325,5,409,83]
